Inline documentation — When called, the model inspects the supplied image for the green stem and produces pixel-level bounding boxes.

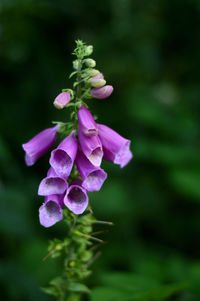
[71,59,82,132]
[76,59,82,99]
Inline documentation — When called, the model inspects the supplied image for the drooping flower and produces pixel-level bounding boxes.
[91,85,113,99]
[78,128,103,167]
[53,92,71,109]
[38,167,68,196]
[64,179,88,215]
[22,125,59,166]
[39,194,64,228]
[88,73,106,88]
[76,150,107,192]
[50,131,78,178]
[97,124,133,168]
[77,105,98,136]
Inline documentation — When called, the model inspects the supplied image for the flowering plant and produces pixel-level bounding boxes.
[22,40,132,301]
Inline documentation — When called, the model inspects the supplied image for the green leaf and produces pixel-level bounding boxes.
[101,273,158,295]
[70,111,75,119]
[67,293,82,301]
[68,282,90,294]
[66,102,76,108]
[139,282,189,301]
[90,272,188,301]
[49,276,63,287]
[73,82,79,88]
[90,287,130,301]
[41,286,59,297]
[69,71,78,78]
[80,251,93,262]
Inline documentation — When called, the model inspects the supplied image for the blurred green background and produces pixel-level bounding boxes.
[1,0,200,300]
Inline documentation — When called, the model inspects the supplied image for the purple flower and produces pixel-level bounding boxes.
[39,194,64,228]
[38,167,68,196]
[88,73,106,88]
[97,124,133,168]
[91,85,113,99]
[78,128,103,167]
[53,92,71,109]
[76,150,107,192]
[22,125,58,166]
[64,179,88,215]
[50,131,78,178]
[77,105,98,136]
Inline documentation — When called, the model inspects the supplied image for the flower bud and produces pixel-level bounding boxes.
[91,85,113,99]
[53,92,71,109]
[73,59,79,70]
[87,69,100,77]
[84,45,93,56]
[84,58,96,68]
[88,73,106,88]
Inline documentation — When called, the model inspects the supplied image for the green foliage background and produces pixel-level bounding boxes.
[1,0,200,300]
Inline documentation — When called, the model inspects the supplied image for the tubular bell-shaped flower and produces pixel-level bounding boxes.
[50,131,78,178]
[38,167,68,196]
[77,105,98,136]
[78,128,103,167]
[39,194,64,228]
[22,125,59,166]
[97,124,133,168]
[91,85,113,99]
[76,150,107,192]
[64,179,88,215]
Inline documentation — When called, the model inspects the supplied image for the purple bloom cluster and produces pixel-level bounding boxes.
[22,104,132,227]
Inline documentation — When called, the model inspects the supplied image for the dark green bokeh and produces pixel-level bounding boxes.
[1,0,200,300]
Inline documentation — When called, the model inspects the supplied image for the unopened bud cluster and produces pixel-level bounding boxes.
[22,41,132,228]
